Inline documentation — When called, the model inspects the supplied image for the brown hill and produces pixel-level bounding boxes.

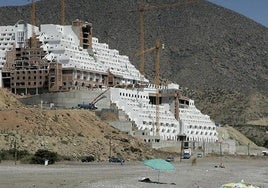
[0,89,173,160]
[0,108,173,160]
[0,88,23,109]
[0,0,267,124]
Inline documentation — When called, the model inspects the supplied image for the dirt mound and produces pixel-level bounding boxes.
[0,88,175,160]
[0,108,173,161]
[0,88,23,109]
[217,125,257,147]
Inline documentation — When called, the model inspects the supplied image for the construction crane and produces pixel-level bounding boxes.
[154,38,161,136]
[61,0,65,25]
[130,0,199,136]
[139,0,145,76]
[30,0,36,48]
[130,0,199,77]
[132,39,163,136]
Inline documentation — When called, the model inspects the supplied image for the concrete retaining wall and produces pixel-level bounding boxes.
[108,121,133,134]
[19,89,111,110]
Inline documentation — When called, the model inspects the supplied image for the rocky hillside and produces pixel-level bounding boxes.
[0,108,166,160]
[0,0,267,125]
[182,88,268,125]
[232,124,268,148]
[0,88,23,109]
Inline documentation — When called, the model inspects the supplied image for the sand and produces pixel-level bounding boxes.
[0,156,267,188]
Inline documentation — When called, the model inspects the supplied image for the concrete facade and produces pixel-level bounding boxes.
[19,89,111,110]
[110,86,218,143]
[108,121,133,135]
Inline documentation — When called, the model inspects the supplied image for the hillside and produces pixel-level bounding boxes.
[0,89,173,161]
[0,89,23,109]
[0,0,267,125]
[0,109,166,160]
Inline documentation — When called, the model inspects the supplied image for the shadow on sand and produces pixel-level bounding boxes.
[138,177,176,185]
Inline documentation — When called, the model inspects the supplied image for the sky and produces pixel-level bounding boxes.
[0,0,35,6]
[0,0,267,27]
[207,0,268,27]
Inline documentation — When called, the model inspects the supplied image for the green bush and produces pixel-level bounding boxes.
[31,149,59,165]
[264,139,268,148]
[60,140,68,145]
[58,155,73,161]
[0,149,13,160]
[0,149,30,160]
[20,155,34,164]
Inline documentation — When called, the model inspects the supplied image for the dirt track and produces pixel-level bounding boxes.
[0,156,267,188]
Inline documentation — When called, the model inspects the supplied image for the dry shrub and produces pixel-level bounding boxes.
[192,158,197,166]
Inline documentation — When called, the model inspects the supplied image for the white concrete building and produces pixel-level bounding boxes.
[39,23,147,86]
[110,87,180,141]
[110,86,218,142]
[179,99,218,142]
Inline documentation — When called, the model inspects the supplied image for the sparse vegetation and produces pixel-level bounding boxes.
[77,132,84,137]
[60,140,68,145]
[0,149,31,161]
[233,124,268,147]
[191,158,197,166]
[31,149,59,165]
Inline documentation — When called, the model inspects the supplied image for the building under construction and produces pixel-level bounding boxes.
[0,19,218,144]
[1,20,146,95]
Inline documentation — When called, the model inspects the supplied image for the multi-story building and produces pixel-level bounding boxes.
[0,20,218,143]
[1,20,147,94]
[0,20,38,69]
[110,84,218,142]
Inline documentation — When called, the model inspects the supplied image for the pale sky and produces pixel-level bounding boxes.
[0,0,267,27]
[207,0,268,27]
[0,0,36,6]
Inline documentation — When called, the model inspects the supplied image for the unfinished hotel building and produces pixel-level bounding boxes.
[0,20,218,143]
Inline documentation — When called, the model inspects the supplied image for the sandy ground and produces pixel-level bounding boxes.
[0,157,267,188]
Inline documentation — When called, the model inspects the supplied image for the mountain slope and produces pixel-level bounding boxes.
[0,0,267,125]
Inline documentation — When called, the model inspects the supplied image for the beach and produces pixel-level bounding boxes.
[0,156,267,188]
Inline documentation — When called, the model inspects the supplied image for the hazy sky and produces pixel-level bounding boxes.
[0,0,34,6]
[0,0,267,27]
[207,0,268,27]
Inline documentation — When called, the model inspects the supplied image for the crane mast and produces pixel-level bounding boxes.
[130,0,199,136]
[30,0,36,48]
[61,0,65,25]
[155,39,161,136]
[131,0,199,77]
[139,0,145,76]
